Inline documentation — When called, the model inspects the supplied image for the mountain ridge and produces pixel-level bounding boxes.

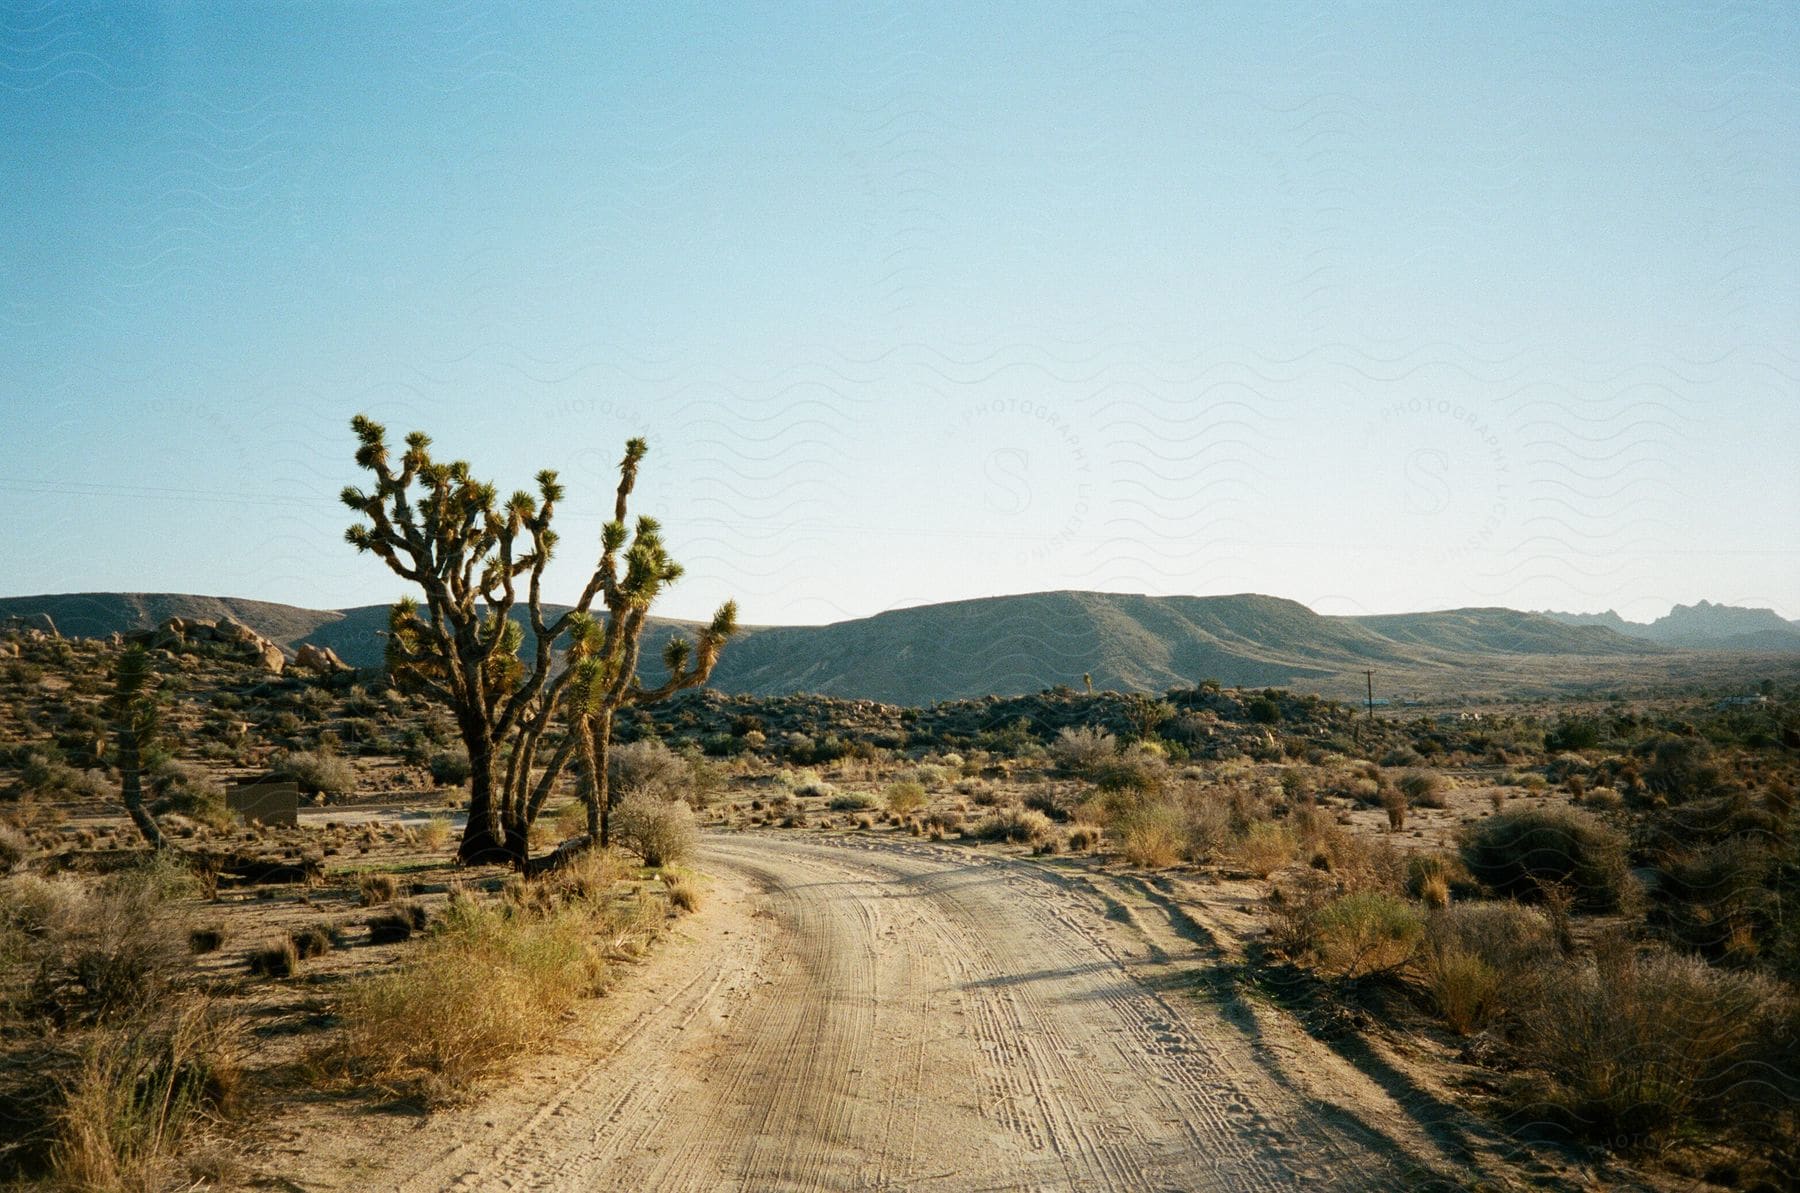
[3,587,1750,705]
[1538,599,1800,652]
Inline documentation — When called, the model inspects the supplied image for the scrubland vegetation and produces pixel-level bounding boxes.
[0,630,707,1189]
[4,572,1799,1185]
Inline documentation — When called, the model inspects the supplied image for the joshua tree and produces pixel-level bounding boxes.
[111,646,167,850]
[564,567,736,847]
[343,416,733,866]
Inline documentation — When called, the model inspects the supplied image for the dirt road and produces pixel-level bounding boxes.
[305,833,1525,1191]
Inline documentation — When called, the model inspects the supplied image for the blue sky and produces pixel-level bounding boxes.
[4,3,1796,624]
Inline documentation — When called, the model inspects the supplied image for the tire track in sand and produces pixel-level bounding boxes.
[383,833,1420,1191]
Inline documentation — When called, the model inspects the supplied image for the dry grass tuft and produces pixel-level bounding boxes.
[366,901,428,944]
[47,1004,241,1192]
[662,872,701,913]
[357,872,401,906]
[333,898,610,1104]
[247,938,298,978]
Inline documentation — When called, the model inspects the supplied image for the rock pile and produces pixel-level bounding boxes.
[0,612,59,638]
[294,643,351,673]
[127,616,288,672]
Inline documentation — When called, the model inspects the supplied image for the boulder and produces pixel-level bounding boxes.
[186,620,220,643]
[294,643,350,673]
[2,612,59,637]
[215,617,258,645]
[253,640,287,673]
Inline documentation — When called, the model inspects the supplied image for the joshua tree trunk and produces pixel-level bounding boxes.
[111,645,168,852]
[458,754,508,863]
[115,720,166,851]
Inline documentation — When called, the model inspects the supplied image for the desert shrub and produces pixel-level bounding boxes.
[427,747,472,787]
[366,901,429,944]
[1581,785,1623,811]
[21,867,189,1019]
[272,749,355,797]
[1246,696,1280,724]
[1346,776,1382,806]
[1309,892,1423,978]
[1417,902,1555,1033]
[1545,718,1601,751]
[47,1003,241,1192]
[357,873,401,906]
[1653,836,1781,962]
[1050,725,1115,775]
[1514,946,1792,1143]
[247,939,298,978]
[418,814,452,851]
[662,872,701,913]
[884,781,926,816]
[609,739,692,803]
[1404,851,1474,902]
[1228,820,1298,877]
[612,794,696,867]
[826,792,874,812]
[187,926,224,954]
[290,923,338,960]
[1420,946,1500,1034]
[1397,770,1447,809]
[974,806,1054,845]
[1460,807,1634,912]
[538,847,630,908]
[335,899,608,1103]
[147,760,229,829]
[907,764,947,790]
[0,821,29,874]
[1066,824,1101,852]
[1091,750,1168,795]
[1118,803,1184,868]
[1641,734,1723,803]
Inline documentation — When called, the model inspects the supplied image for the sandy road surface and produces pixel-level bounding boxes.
[305,833,1507,1192]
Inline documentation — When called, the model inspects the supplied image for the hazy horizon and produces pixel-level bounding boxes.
[6,4,1796,623]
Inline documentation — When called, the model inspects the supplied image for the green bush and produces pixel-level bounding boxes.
[272,749,356,798]
[427,747,472,786]
[1308,891,1423,978]
[1515,946,1791,1144]
[1049,725,1115,775]
[1418,902,1555,1033]
[827,792,874,812]
[611,795,696,867]
[1459,807,1634,912]
[884,781,926,815]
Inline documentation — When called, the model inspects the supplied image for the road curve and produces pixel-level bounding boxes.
[384,833,1422,1192]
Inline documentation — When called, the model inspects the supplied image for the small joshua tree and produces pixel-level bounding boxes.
[111,646,168,850]
[565,581,736,847]
[343,416,733,866]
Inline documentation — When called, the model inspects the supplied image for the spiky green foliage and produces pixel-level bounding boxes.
[110,646,168,850]
[558,516,737,846]
[342,419,733,866]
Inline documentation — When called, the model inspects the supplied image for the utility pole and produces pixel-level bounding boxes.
[1364,670,1375,721]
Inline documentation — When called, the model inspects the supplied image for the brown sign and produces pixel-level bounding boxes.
[228,779,300,827]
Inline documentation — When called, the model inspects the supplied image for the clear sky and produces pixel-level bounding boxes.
[4,3,1796,625]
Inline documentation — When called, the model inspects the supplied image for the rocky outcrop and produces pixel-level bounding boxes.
[294,643,350,673]
[128,616,287,672]
[1,612,58,638]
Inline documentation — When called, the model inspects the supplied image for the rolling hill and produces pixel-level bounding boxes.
[0,588,1710,704]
